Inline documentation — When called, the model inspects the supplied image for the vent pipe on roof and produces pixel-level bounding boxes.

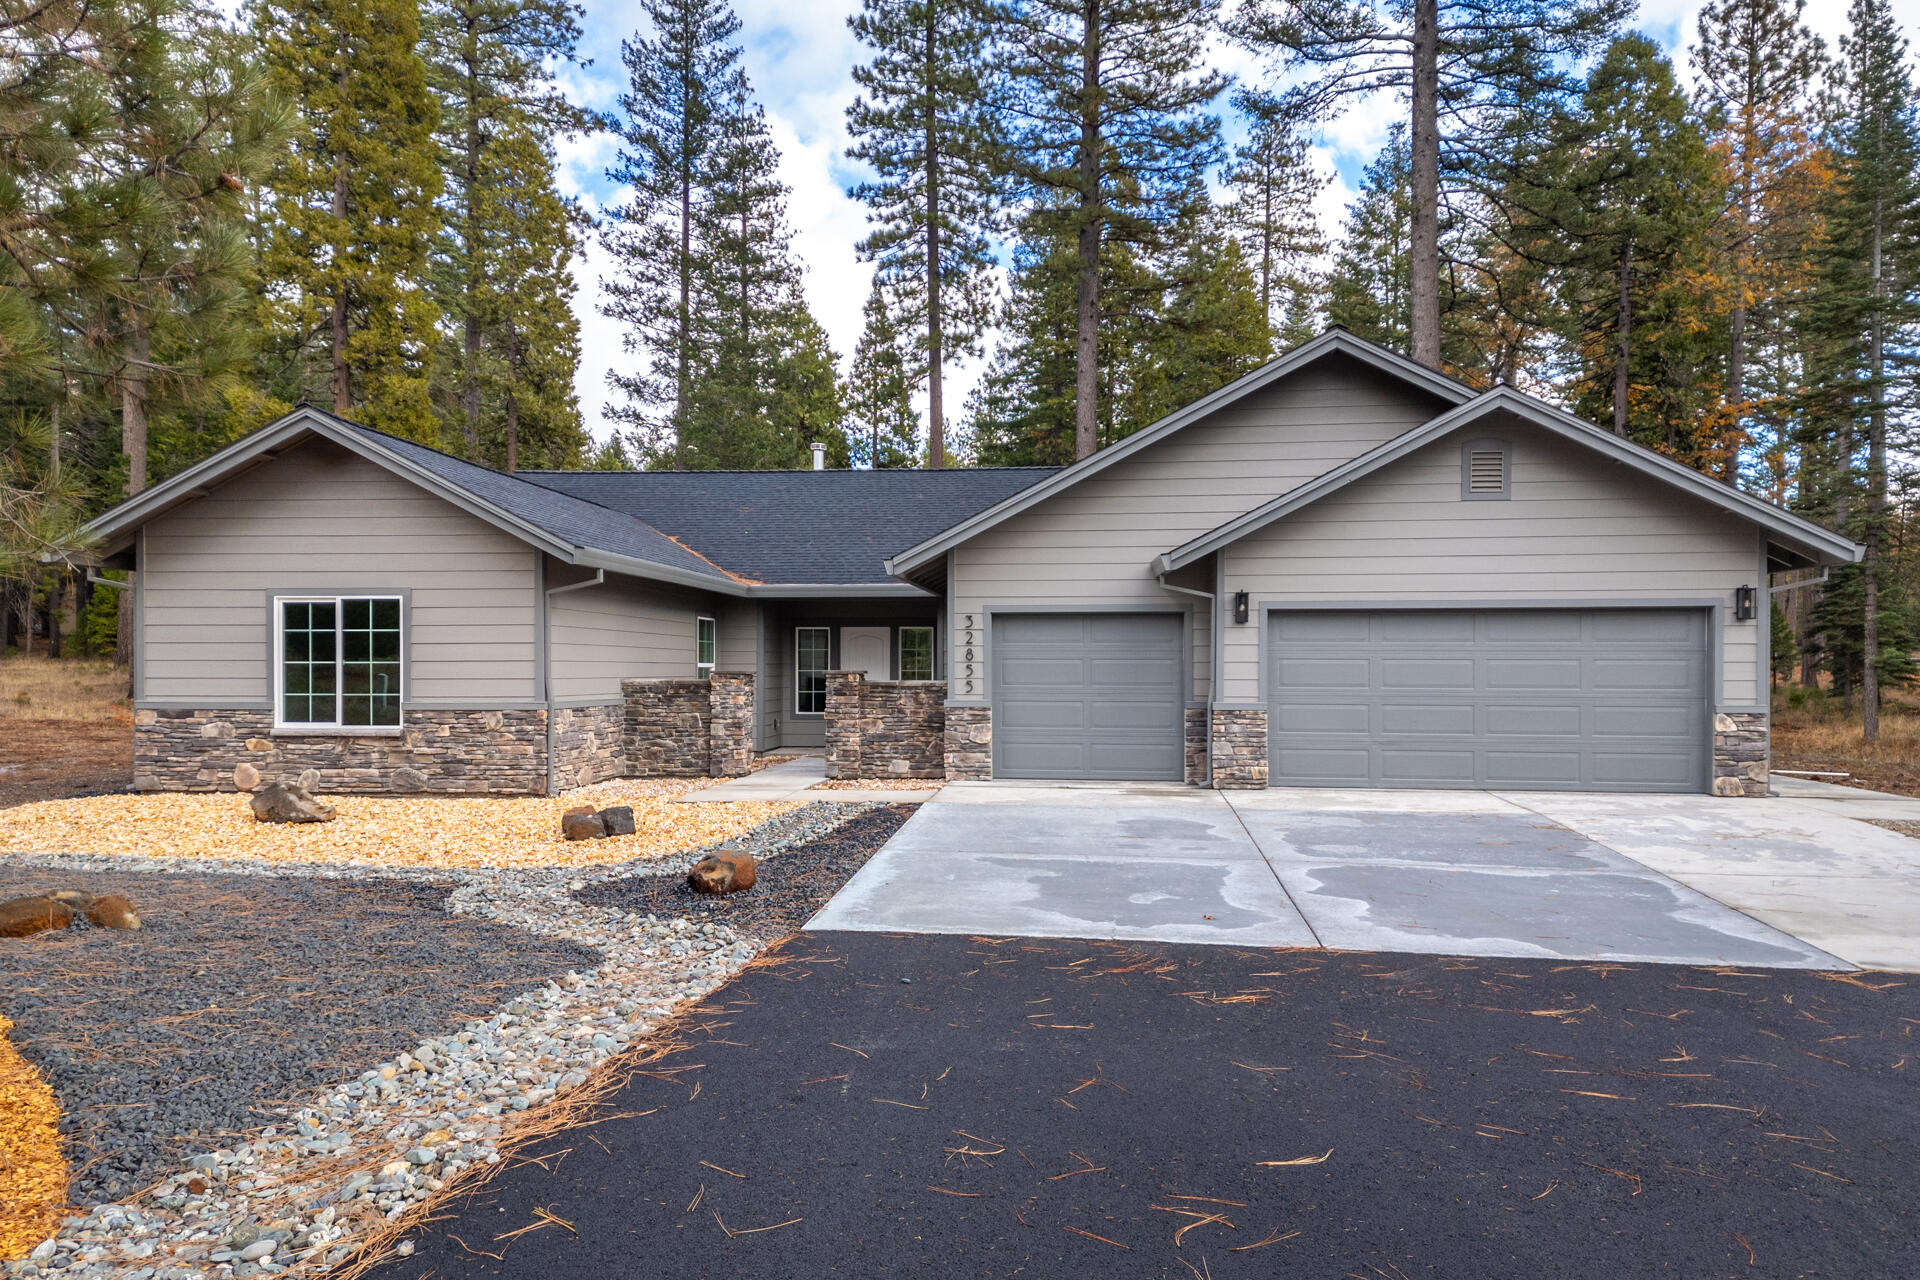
[809,441,825,470]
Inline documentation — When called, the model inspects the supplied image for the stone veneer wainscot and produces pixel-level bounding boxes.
[1711,710,1769,798]
[944,705,992,781]
[1209,708,1268,790]
[824,672,947,779]
[133,708,548,794]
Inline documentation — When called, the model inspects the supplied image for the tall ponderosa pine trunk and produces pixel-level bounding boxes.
[1862,179,1887,741]
[1613,241,1632,436]
[923,12,944,469]
[330,58,352,415]
[1408,0,1441,369]
[1073,0,1101,461]
[464,92,482,458]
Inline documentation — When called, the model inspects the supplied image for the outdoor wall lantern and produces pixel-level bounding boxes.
[1734,585,1757,621]
[1233,591,1250,624]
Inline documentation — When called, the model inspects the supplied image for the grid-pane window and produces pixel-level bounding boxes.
[898,626,934,681]
[340,598,402,726]
[796,627,830,714]
[278,596,402,728]
[280,601,337,724]
[696,616,716,680]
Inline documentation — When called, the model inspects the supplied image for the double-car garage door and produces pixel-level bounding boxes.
[988,606,1711,792]
[1267,608,1710,793]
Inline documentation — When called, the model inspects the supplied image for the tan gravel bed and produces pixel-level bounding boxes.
[0,779,798,870]
[808,778,941,791]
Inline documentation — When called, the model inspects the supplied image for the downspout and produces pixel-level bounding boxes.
[1157,571,1216,787]
[543,568,604,793]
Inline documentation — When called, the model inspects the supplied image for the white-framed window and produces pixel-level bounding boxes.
[275,596,403,730]
[795,626,831,715]
[898,626,935,681]
[696,615,716,680]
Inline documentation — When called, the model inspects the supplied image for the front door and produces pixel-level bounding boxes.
[841,627,891,680]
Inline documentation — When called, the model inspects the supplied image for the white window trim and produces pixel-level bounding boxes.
[795,625,831,717]
[272,594,405,735]
[696,615,717,680]
[897,625,936,682]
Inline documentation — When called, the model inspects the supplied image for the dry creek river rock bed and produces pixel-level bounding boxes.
[0,800,906,1280]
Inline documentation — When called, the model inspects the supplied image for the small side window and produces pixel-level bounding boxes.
[696,616,716,680]
[898,626,934,681]
[1462,438,1510,501]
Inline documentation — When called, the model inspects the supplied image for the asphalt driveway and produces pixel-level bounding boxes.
[371,932,1918,1280]
[810,783,1920,970]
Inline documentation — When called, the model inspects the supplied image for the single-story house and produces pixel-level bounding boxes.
[81,328,1860,798]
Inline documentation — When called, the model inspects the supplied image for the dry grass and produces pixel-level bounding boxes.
[1771,686,1920,795]
[0,656,131,724]
[0,1013,67,1261]
[0,778,797,870]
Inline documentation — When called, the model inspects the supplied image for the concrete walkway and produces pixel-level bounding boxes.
[678,754,942,805]
[810,783,1920,970]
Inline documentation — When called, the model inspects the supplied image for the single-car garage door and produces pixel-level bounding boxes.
[994,612,1185,780]
[1268,609,1709,793]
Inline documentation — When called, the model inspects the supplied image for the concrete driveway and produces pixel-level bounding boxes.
[809,781,1920,970]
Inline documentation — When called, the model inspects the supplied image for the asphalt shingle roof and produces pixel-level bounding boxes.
[334,422,741,584]
[329,415,1056,587]
[518,466,1059,585]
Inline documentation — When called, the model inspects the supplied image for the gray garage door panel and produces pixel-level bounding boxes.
[994,612,1185,781]
[1268,609,1709,793]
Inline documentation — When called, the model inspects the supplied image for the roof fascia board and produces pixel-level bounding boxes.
[1159,388,1862,571]
[884,331,1474,577]
[79,411,323,547]
[744,582,934,599]
[573,549,750,596]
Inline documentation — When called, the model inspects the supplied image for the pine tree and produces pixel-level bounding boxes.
[1132,207,1270,421]
[1527,36,1728,455]
[966,220,1083,464]
[600,0,748,468]
[846,0,1000,468]
[991,0,1225,459]
[1221,89,1324,344]
[1230,0,1630,369]
[256,0,444,441]
[422,0,598,463]
[469,117,588,472]
[1693,0,1828,486]
[846,275,922,468]
[1811,0,1920,737]
[1326,129,1413,353]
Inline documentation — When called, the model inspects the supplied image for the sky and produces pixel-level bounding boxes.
[553,0,1920,449]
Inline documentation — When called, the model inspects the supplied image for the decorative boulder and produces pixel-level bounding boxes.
[233,762,261,791]
[562,809,606,841]
[687,852,757,896]
[250,782,337,824]
[86,895,142,931]
[390,766,430,792]
[0,897,76,939]
[598,805,636,837]
[297,768,322,792]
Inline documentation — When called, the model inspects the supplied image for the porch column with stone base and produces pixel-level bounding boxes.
[944,705,991,781]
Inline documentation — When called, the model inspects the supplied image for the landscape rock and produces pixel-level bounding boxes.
[249,783,336,825]
[85,895,142,931]
[389,767,430,793]
[233,762,261,790]
[561,811,606,842]
[0,896,76,938]
[598,806,636,837]
[296,769,321,792]
[686,852,756,895]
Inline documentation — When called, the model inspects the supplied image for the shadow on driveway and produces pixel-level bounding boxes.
[372,932,1915,1280]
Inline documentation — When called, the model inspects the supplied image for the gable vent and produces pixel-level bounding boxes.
[1468,451,1505,492]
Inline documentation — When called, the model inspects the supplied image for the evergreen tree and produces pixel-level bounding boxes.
[1132,208,1270,421]
[1809,0,1920,736]
[1527,36,1728,456]
[600,0,748,468]
[846,0,1000,468]
[469,117,588,471]
[846,275,922,468]
[1221,89,1324,345]
[1230,0,1630,370]
[966,220,1083,464]
[1326,129,1413,353]
[1693,0,1828,485]
[992,0,1225,459]
[256,0,444,441]
[422,0,598,463]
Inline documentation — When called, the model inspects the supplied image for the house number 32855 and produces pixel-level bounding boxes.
[961,614,977,695]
